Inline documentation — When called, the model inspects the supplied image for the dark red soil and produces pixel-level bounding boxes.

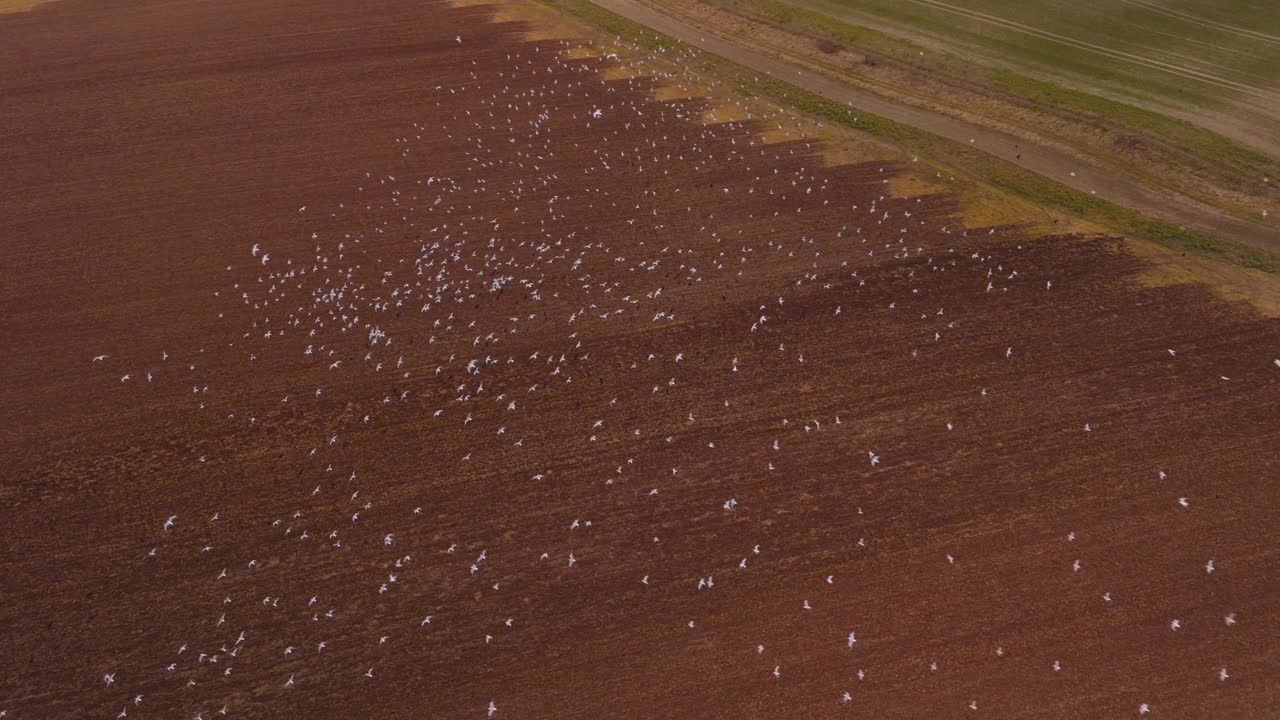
[1,1,1278,719]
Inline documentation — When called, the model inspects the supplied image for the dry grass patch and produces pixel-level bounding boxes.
[0,0,55,12]
[1129,239,1280,317]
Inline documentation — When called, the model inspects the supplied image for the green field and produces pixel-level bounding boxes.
[542,0,1280,272]
[792,0,1280,153]
[677,0,1280,230]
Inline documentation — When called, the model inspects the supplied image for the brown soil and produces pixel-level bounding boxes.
[1,0,1278,718]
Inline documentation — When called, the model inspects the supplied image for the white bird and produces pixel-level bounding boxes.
[1139,704,1150,716]
[488,700,498,717]
[1206,559,1215,574]
[163,515,177,531]
[1170,619,1182,631]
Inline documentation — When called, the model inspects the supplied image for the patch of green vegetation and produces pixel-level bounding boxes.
[712,0,1280,198]
[537,0,1280,274]
[740,74,926,143]
[708,0,916,52]
[986,167,1103,215]
[810,0,1275,109]
[988,165,1279,272]
[989,70,1280,183]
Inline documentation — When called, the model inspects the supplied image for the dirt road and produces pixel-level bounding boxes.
[588,0,1279,253]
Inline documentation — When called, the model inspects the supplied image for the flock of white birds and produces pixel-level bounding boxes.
[57,22,1280,720]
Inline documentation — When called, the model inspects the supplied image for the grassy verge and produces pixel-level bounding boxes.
[690,0,1280,200]
[708,0,918,53]
[777,0,1223,111]
[988,70,1278,189]
[538,0,1280,274]
[984,166,1278,272]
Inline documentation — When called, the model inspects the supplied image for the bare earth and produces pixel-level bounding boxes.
[1,0,1278,719]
